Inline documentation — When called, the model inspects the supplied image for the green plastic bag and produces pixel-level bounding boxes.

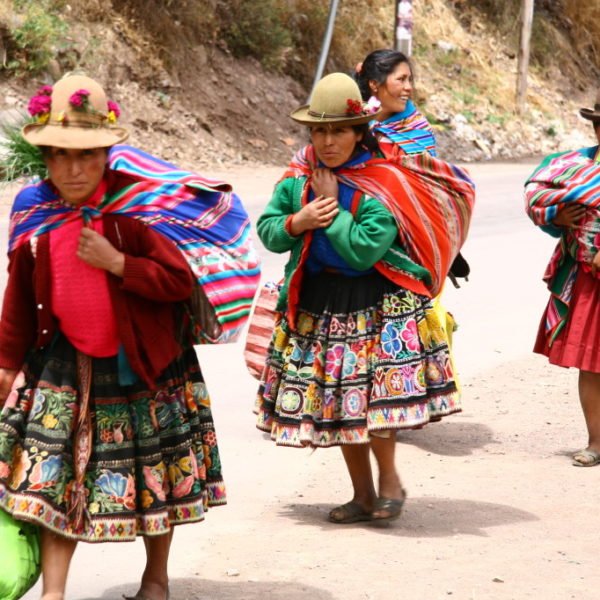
[0,508,41,600]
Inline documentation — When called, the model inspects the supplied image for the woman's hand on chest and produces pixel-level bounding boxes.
[77,227,125,277]
[290,195,339,236]
[311,167,339,200]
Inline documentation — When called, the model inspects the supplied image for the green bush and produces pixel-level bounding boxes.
[7,0,69,74]
[218,0,292,70]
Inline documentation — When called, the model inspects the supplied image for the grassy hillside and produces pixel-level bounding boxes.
[0,0,599,166]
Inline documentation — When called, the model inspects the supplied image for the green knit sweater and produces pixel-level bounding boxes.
[257,176,431,312]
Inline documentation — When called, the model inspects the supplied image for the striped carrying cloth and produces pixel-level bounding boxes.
[525,145,600,343]
[285,145,474,298]
[244,280,282,379]
[373,99,437,157]
[8,145,261,344]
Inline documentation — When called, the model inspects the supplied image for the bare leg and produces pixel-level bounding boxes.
[577,370,600,453]
[40,529,77,600]
[329,444,377,520]
[370,433,405,519]
[132,530,173,600]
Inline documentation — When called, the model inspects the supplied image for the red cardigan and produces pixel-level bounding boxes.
[0,215,194,388]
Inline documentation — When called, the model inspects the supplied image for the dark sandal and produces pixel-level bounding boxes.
[328,500,373,524]
[372,491,406,523]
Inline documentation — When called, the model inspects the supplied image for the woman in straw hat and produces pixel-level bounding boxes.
[254,72,474,524]
[526,91,600,467]
[0,74,257,600]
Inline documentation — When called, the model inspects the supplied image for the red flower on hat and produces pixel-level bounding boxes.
[345,98,363,116]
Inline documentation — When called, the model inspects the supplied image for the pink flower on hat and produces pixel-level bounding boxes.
[69,89,91,109]
[27,95,51,117]
[107,100,121,123]
[27,85,53,122]
[107,101,120,118]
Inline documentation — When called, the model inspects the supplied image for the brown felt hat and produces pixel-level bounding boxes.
[580,90,600,122]
[290,72,380,126]
[22,75,129,148]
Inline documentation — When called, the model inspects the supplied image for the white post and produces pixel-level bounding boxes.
[309,0,340,99]
[395,0,413,56]
[516,0,534,114]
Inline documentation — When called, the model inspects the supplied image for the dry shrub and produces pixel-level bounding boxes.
[217,0,293,70]
[214,0,394,85]
[110,0,219,54]
[64,0,113,22]
[328,0,394,75]
[278,0,329,83]
[563,0,600,72]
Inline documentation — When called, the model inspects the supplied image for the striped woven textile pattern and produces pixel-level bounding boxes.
[285,145,475,299]
[8,145,261,344]
[244,281,282,379]
[374,100,438,157]
[525,145,600,341]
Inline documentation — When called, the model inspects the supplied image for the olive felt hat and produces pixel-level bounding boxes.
[290,72,381,126]
[580,90,600,122]
[22,75,129,148]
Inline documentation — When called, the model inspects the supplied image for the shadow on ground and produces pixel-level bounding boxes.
[396,420,496,456]
[278,496,537,538]
[83,577,335,600]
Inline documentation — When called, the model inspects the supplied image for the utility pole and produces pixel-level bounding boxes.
[309,0,340,98]
[516,0,534,113]
[394,0,413,56]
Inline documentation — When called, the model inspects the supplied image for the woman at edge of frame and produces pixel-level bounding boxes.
[0,75,231,600]
[526,90,600,468]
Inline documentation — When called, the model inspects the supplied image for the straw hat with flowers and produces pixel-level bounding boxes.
[22,74,129,148]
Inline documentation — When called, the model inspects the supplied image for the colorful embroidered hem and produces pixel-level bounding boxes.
[0,336,226,542]
[255,273,460,448]
[0,485,226,542]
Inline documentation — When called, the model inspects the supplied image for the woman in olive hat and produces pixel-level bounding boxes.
[254,73,473,524]
[526,91,600,467]
[0,74,253,600]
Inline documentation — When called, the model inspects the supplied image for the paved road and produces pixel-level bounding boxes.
[7,159,582,600]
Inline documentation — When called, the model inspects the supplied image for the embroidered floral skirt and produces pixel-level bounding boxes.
[255,271,460,447]
[0,334,226,542]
